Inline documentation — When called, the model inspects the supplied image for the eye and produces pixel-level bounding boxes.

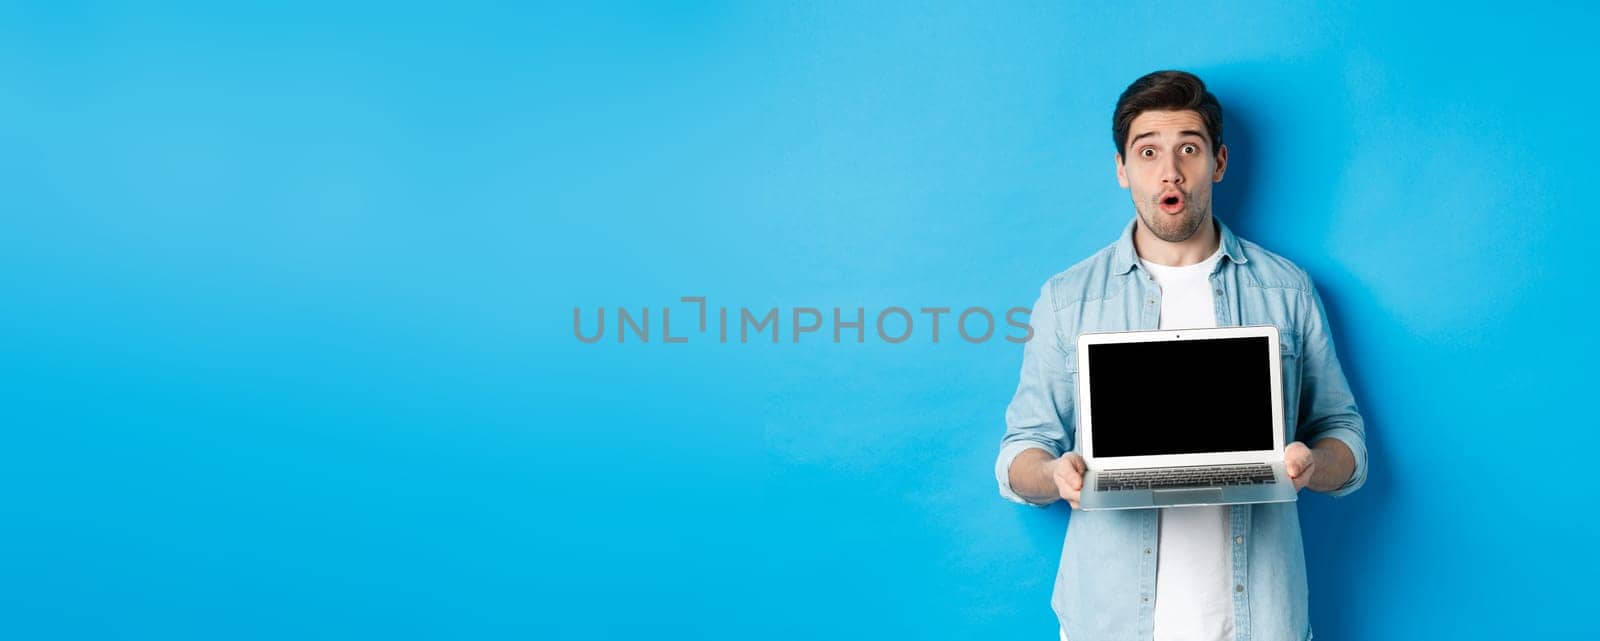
[1140,148,1155,158]
[1181,143,1198,155]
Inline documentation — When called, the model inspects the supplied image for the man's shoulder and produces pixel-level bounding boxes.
[1037,241,1125,311]
[1233,236,1315,293]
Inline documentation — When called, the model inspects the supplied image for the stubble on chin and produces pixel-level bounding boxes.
[1135,199,1208,244]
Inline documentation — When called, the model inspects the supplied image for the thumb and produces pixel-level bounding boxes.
[1286,457,1302,477]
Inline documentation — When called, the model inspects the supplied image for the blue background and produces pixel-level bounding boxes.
[2,2,1593,639]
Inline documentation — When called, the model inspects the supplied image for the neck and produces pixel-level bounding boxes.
[1134,214,1220,267]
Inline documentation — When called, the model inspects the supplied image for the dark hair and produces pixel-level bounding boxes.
[1112,70,1224,158]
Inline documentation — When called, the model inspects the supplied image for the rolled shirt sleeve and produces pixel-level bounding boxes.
[996,282,1076,506]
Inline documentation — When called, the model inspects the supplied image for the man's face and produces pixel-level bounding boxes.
[1116,110,1228,243]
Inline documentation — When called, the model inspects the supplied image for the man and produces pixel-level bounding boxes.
[994,70,1368,641]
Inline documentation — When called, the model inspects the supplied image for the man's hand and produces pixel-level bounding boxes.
[1284,441,1317,491]
[1049,452,1088,509]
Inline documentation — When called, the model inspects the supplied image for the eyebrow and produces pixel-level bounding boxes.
[1129,129,1211,147]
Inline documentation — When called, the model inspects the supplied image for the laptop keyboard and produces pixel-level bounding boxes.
[1095,464,1277,492]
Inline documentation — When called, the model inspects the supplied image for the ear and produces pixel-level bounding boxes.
[1212,143,1228,182]
[1115,153,1129,188]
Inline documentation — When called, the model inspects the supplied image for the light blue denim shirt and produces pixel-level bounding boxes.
[995,216,1368,641]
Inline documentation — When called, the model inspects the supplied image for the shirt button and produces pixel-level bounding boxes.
[1235,536,1244,545]
[1214,289,1223,296]
[1147,299,1155,305]
[1235,584,1245,593]
[1142,596,1150,603]
[1144,548,1152,555]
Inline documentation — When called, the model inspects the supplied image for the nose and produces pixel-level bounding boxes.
[1162,156,1184,186]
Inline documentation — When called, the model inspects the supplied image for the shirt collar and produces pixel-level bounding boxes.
[1112,215,1249,275]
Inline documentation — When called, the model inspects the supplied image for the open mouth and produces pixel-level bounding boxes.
[1158,192,1186,214]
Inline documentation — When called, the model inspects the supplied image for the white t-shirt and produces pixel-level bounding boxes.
[1141,244,1236,641]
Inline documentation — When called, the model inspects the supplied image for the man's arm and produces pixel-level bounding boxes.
[995,282,1078,507]
[1284,437,1356,492]
[1008,448,1062,505]
[1008,448,1088,508]
[1289,280,1369,496]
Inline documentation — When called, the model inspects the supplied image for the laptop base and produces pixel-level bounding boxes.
[1077,464,1299,511]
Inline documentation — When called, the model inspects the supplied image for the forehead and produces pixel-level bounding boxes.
[1127,110,1209,144]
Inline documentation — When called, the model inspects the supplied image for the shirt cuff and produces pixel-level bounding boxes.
[996,439,1062,507]
[1311,427,1367,497]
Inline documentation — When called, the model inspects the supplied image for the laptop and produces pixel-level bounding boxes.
[1075,325,1297,510]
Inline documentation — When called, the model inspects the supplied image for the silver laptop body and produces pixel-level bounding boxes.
[1075,325,1298,511]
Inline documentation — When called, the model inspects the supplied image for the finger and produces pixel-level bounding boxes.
[1290,451,1312,475]
[1059,460,1083,486]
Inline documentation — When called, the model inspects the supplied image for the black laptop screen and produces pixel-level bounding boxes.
[1086,335,1275,457]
